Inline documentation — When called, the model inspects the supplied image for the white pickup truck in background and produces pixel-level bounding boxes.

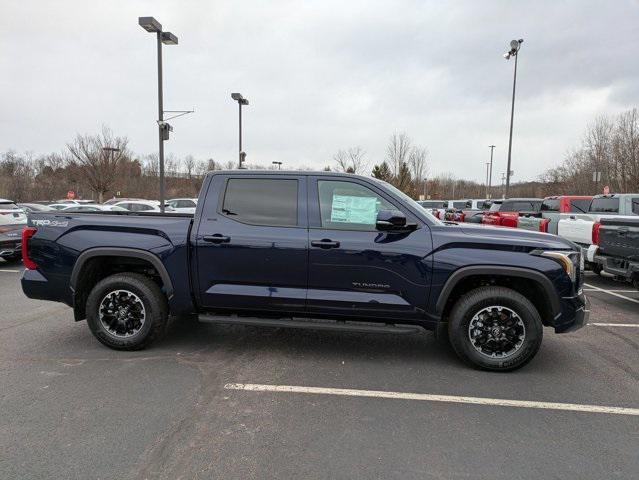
[557,194,639,269]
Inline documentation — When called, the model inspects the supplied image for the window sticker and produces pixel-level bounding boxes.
[330,194,378,224]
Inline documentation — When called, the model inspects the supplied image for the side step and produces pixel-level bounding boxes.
[198,314,424,335]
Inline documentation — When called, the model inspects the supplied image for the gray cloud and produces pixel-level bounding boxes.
[1,0,637,183]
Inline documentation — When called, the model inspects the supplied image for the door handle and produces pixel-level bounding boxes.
[203,234,231,244]
[311,239,340,249]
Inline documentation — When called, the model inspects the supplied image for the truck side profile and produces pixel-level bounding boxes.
[21,171,588,371]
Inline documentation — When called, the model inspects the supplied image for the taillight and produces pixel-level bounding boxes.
[459,213,466,222]
[21,227,37,270]
[539,218,550,232]
[592,222,601,245]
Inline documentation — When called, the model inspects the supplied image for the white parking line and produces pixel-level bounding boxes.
[591,323,639,328]
[584,288,637,293]
[0,269,20,273]
[584,283,639,305]
[224,383,639,416]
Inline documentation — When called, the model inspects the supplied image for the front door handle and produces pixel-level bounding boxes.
[311,239,340,249]
[203,234,230,244]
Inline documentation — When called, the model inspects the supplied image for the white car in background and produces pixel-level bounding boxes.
[0,199,28,223]
[166,198,198,214]
[112,200,174,213]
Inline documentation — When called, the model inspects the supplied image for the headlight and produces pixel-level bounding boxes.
[534,250,580,282]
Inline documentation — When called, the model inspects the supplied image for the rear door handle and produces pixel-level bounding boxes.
[311,239,340,249]
[203,234,230,244]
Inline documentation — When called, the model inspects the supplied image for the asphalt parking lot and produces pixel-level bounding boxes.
[1,260,638,480]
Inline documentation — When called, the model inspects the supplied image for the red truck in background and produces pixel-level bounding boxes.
[482,198,543,228]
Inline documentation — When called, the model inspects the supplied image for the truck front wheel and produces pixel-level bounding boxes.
[86,273,168,350]
[448,286,543,371]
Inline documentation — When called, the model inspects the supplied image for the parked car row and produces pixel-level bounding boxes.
[417,193,639,289]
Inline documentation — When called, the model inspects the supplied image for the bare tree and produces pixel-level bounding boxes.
[67,126,129,202]
[333,146,367,174]
[386,133,412,177]
[184,155,196,179]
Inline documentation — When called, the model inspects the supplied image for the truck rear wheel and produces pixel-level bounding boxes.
[448,287,543,371]
[86,273,168,350]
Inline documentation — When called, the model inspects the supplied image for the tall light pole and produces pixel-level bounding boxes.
[488,145,495,198]
[139,17,178,213]
[485,162,490,198]
[503,39,523,198]
[231,93,249,168]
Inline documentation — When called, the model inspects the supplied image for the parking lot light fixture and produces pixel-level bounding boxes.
[139,16,179,213]
[272,161,282,170]
[138,17,162,33]
[503,38,523,198]
[231,93,249,168]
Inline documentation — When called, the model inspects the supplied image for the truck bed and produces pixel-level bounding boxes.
[23,211,194,311]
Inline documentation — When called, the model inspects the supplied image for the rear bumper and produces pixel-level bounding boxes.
[21,269,73,306]
[554,290,589,333]
[594,254,639,280]
[0,240,21,258]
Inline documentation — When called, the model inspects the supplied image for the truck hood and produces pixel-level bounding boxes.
[455,222,576,250]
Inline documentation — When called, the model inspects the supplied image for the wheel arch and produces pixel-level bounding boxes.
[435,266,561,326]
[70,248,174,321]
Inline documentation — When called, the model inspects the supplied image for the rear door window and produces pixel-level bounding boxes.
[589,197,619,213]
[632,198,639,215]
[452,201,466,209]
[221,178,298,227]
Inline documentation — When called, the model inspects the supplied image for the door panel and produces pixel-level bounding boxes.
[195,175,308,314]
[307,177,432,321]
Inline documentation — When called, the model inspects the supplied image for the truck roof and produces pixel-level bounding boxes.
[207,170,372,179]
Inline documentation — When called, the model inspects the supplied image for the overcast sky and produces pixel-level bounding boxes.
[1,0,638,182]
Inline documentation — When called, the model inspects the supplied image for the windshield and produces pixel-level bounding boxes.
[373,179,443,224]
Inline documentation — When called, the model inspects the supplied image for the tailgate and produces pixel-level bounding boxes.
[598,217,639,261]
[518,216,545,232]
[558,217,594,245]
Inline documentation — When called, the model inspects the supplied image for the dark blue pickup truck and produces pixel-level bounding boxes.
[21,171,588,370]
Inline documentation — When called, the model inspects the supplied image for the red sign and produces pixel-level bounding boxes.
[603,185,610,195]
[67,190,76,199]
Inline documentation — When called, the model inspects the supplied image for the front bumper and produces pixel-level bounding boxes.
[554,290,590,333]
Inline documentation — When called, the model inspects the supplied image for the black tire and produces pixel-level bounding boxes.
[448,286,543,371]
[591,263,603,275]
[86,273,168,350]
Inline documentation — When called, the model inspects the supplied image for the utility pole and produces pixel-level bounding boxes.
[488,145,495,198]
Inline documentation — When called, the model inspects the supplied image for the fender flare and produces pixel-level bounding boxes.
[435,265,561,317]
[70,247,174,299]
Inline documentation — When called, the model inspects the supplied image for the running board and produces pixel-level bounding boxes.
[197,314,424,335]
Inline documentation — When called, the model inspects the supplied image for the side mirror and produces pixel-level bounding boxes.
[376,209,407,231]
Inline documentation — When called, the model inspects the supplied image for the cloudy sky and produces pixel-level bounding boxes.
[1,0,638,182]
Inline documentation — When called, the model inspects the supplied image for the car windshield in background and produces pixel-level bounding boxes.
[0,202,20,210]
[589,197,619,213]
[570,199,591,213]
[502,201,541,212]
[541,199,560,212]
